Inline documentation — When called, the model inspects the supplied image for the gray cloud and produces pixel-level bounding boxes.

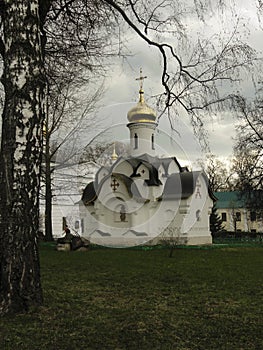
[97,1,263,159]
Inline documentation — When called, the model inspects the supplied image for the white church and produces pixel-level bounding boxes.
[79,73,214,247]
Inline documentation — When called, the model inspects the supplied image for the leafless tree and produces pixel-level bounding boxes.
[103,0,259,147]
[0,0,261,315]
[42,77,103,241]
[160,226,188,258]
[231,94,263,209]
[200,153,234,192]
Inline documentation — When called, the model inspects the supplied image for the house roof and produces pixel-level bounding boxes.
[214,191,247,209]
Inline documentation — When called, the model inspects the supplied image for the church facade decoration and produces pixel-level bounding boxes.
[79,71,214,247]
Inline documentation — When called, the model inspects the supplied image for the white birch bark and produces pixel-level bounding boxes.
[0,0,45,314]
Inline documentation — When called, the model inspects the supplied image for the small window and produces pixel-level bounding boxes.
[221,212,227,222]
[75,220,80,229]
[134,133,138,149]
[236,212,241,222]
[151,134,155,150]
[250,211,257,221]
[62,217,67,230]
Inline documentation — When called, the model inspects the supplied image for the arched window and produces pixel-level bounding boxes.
[114,203,127,222]
[120,205,126,222]
[134,133,138,149]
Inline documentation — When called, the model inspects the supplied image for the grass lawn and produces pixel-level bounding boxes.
[0,244,263,350]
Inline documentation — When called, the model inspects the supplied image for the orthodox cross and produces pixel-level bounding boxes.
[111,178,119,192]
[136,68,147,90]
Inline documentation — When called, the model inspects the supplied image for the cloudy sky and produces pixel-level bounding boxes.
[90,0,263,166]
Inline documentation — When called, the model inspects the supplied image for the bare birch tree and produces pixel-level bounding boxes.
[0,0,45,314]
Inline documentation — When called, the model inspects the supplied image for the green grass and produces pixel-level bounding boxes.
[1,244,263,349]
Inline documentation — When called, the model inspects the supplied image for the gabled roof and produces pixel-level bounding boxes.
[160,157,183,174]
[111,173,148,201]
[160,171,202,200]
[116,155,162,186]
[115,153,183,186]
[81,152,214,205]
[81,181,97,205]
[81,172,148,205]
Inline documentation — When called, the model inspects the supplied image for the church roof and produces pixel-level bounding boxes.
[123,154,184,185]
[160,157,184,174]
[82,172,148,205]
[81,151,215,206]
[126,155,162,186]
[81,181,97,205]
[160,171,201,200]
[111,173,148,201]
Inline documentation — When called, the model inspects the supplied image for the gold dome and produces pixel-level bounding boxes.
[127,89,157,124]
[111,142,118,161]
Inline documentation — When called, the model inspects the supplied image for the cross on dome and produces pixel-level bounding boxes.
[127,68,157,124]
[136,68,147,91]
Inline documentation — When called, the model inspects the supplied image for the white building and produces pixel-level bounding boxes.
[79,79,214,247]
[40,161,100,238]
[215,191,263,233]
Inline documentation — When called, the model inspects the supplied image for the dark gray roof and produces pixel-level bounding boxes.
[82,153,214,205]
[160,171,201,200]
[111,173,147,201]
[126,155,162,186]
[111,153,183,186]
[82,173,148,205]
[82,181,97,204]
[160,157,183,174]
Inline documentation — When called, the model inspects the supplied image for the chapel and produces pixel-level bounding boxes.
[80,71,214,247]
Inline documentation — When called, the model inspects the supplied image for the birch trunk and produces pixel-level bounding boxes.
[0,0,44,314]
[44,130,53,241]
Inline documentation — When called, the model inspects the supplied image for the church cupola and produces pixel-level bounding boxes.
[127,69,158,156]
[111,142,118,162]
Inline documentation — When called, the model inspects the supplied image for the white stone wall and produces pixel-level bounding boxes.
[128,122,157,157]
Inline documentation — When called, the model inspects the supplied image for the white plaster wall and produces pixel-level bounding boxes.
[128,122,157,156]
